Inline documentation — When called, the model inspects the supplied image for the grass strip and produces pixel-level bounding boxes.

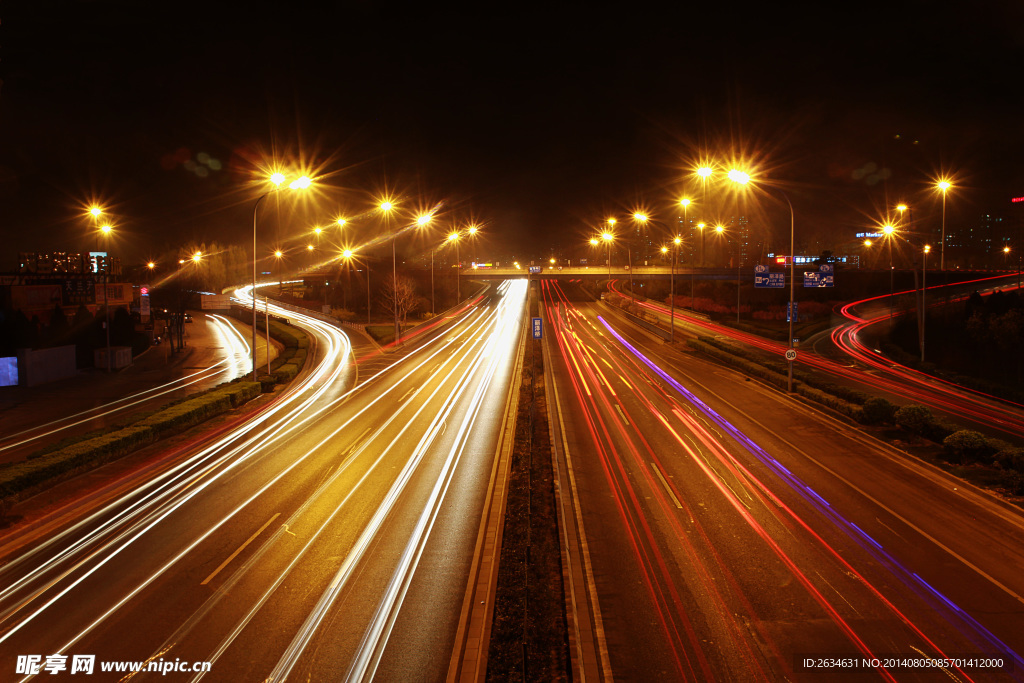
[487,337,570,681]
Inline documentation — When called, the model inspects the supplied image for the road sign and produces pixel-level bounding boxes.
[755,270,785,288]
[785,349,797,361]
[787,301,798,322]
[803,271,834,287]
[528,266,542,274]
[532,317,542,339]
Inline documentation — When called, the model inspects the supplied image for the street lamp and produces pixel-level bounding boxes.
[922,244,930,362]
[602,223,615,279]
[97,223,113,372]
[416,214,438,315]
[448,231,461,302]
[251,173,311,381]
[882,223,897,322]
[936,179,952,270]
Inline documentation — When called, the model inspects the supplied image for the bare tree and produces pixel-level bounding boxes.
[379,274,420,333]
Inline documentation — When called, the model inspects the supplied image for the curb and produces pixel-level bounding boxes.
[446,313,527,682]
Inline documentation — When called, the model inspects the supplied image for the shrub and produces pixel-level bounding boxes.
[860,397,897,425]
[921,418,959,444]
[894,405,934,435]
[942,430,993,464]
[995,447,1024,473]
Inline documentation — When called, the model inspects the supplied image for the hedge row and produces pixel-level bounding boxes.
[0,381,261,499]
[686,337,1024,497]
[695,336,873,406]
[685,338,865,422]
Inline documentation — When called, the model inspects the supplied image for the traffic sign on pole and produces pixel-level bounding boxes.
[785,349,797,361]
[532,317,542,339]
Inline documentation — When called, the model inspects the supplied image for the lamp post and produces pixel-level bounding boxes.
[251,173,310,381]
[882,223,897,323]
[936,180,952,270]
[448,231,461,302]
[727,169,752,325]
[922,244,930,362]
[671,235,681,341]
[602,229,614,280]
[98,223,113,372]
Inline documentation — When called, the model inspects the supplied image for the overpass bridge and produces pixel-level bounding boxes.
[459,266,739,281]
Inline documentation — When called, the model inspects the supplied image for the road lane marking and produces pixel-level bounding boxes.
[200,513,281,586]
[650,462,683,509]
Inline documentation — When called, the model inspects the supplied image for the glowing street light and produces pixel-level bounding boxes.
[601,230,614,278]
[727,169,750,185]
[251,171,313,380]
[935,179,953,270]
[882,223,897,322]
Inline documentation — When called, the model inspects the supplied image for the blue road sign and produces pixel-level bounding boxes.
[787,301,798,322]
[755,266,785,288]
[532,317,542,339]
[528,266,542,274]
[803,271,834,287]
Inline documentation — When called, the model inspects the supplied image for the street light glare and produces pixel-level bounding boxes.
[924,245,931,253]
[896,204,908,212]
[416,214,432,226]
[680,198,691,207]
[864,239,873,247]
[715,225,725,233]
[697,222,706,229]
[307,244,314,251]
[147,261,155,269]
[314,226,322,234]
[882,224,896,235]
[660,246,668,253]
[606,218,616,226]
[937,180,952,192]
[89,206,103,217]
[448,232,459,242]
[192,251,202,262]
[99,224,113,234]
[696,166,713,179]
[727,169,750,184]
[633,213,648,223]
[673,236,682,245]
[589,238,599,246]
[274,250,283,258]
[601,232,614,242]
[289,176,312,190]
[380,201,394,212]
[468,225,478,235]
[336,218,347,227]
[270,173,286,186]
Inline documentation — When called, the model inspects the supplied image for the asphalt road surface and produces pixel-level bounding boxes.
[0,280,527,681]
[542,279,1024,681]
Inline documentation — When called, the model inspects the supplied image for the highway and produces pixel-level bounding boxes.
[610,273,1024,443]
[0,279,527,681]
[542,279,1024,681]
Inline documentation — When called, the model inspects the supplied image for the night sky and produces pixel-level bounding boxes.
[1,2,1022,266]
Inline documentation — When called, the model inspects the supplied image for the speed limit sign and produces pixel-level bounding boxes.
[785,349,797,361]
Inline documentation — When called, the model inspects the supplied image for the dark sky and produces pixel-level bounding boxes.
[2,2,1022,266]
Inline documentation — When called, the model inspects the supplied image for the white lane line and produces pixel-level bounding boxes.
[201,513,281,586]
[650,462,683,509]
